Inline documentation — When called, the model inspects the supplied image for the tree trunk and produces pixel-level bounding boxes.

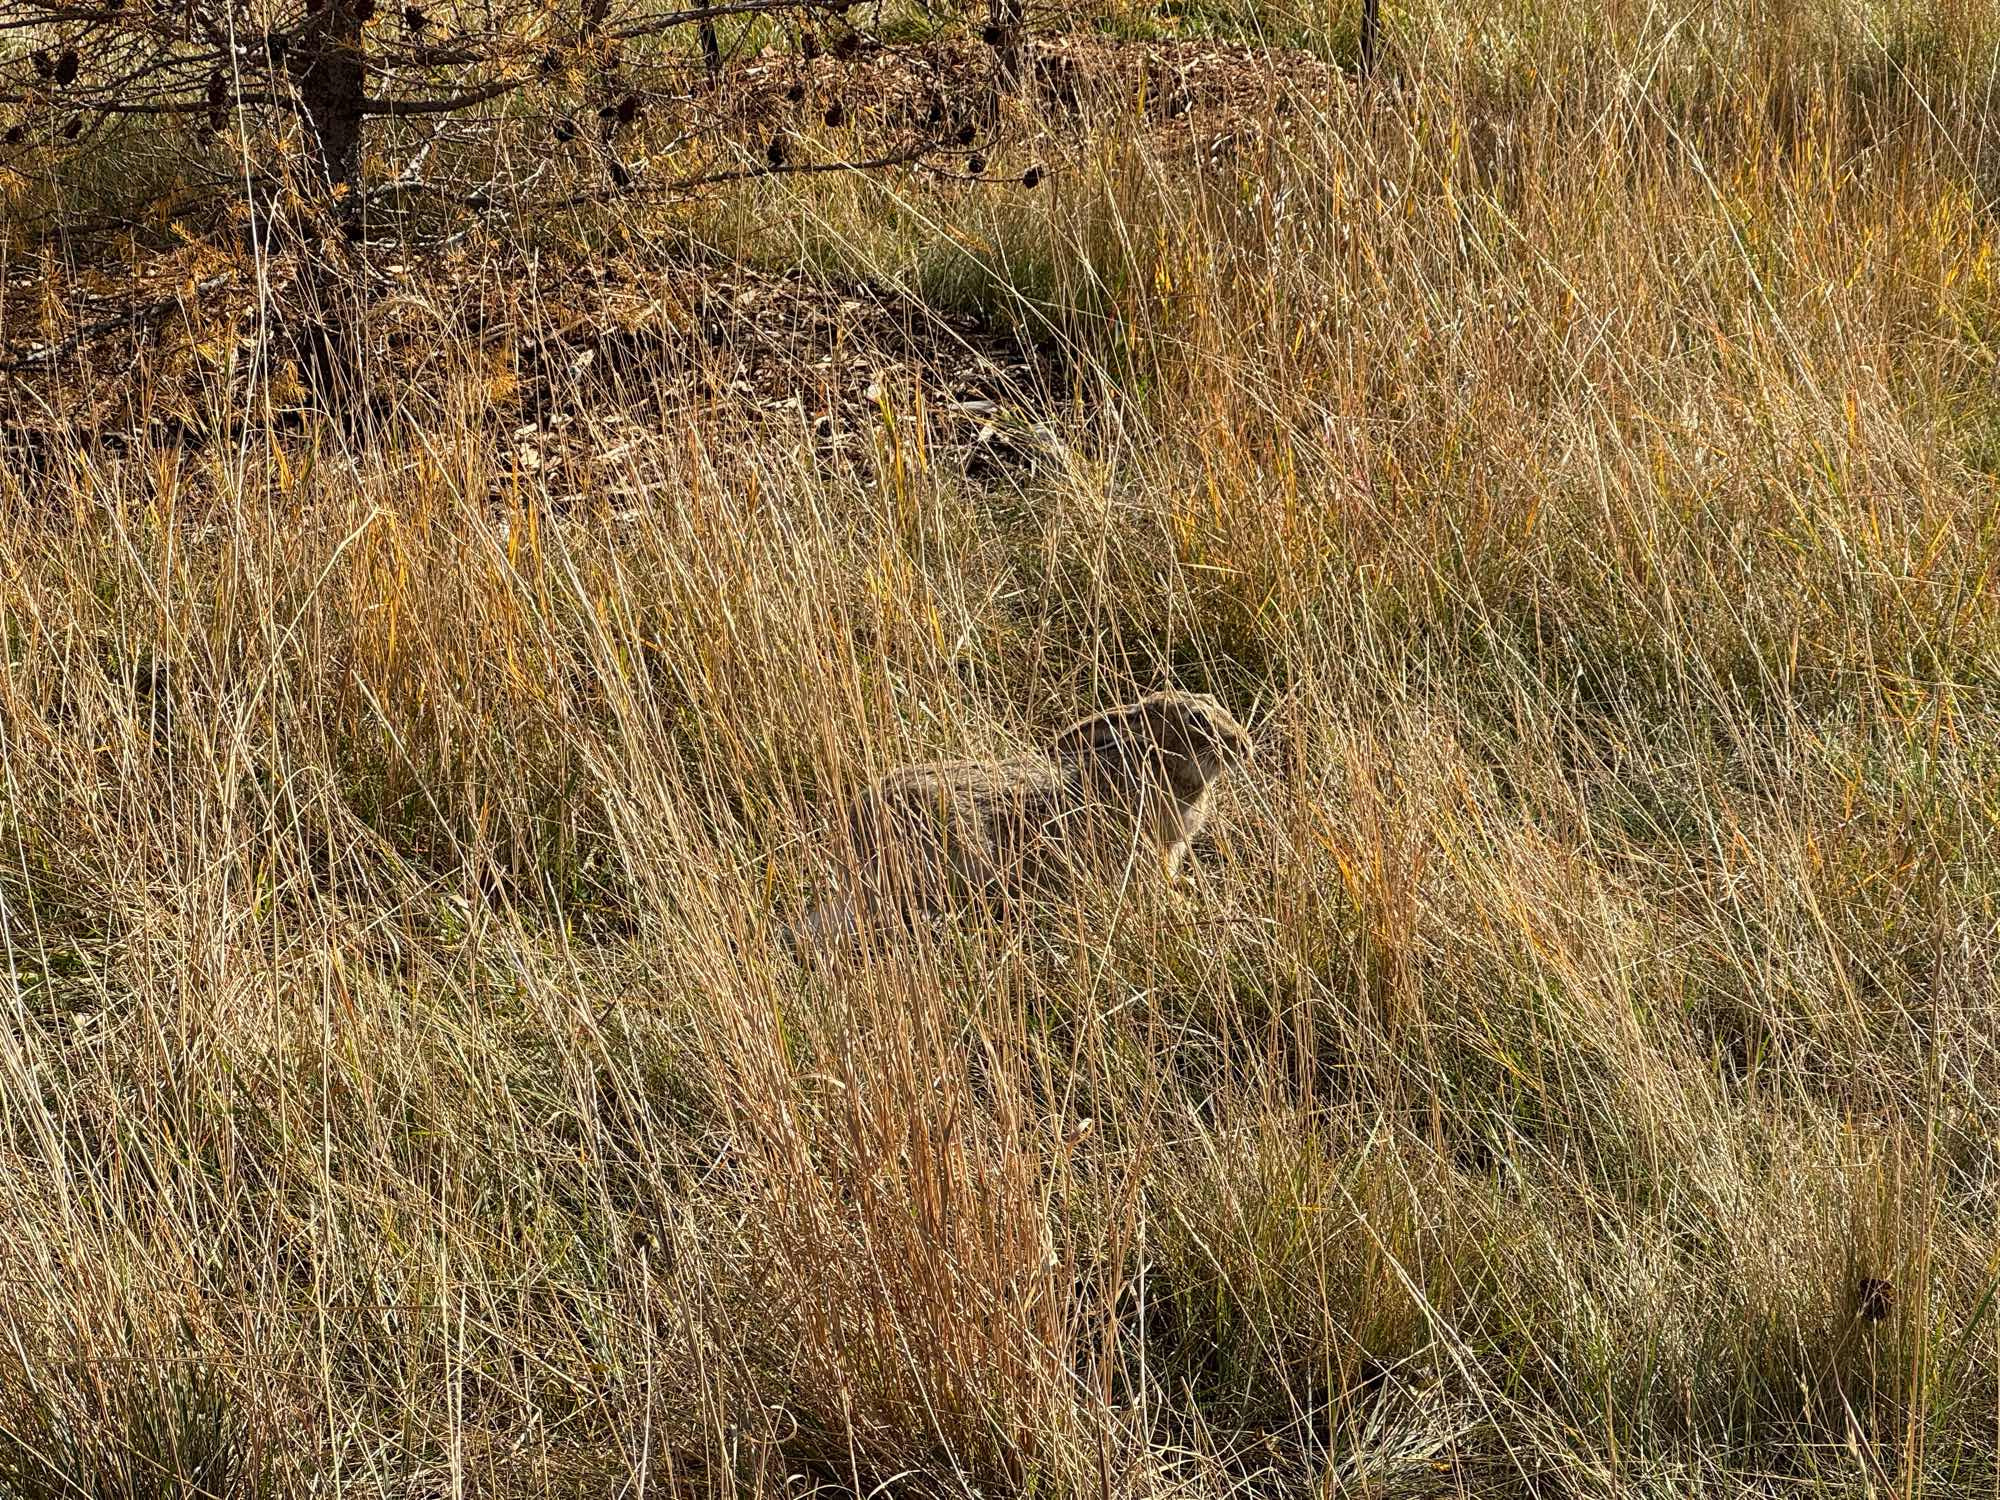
[1358,0,1380,79]
[289,0,368,191]
[284,0,370,414]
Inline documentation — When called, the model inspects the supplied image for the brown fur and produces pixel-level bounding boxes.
[844,691,1254,923]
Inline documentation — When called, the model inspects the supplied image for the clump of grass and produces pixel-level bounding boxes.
[0,1346,277,1500]
[5,0,2000,1494]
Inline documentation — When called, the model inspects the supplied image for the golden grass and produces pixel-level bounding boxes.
[4,1,2000,1494]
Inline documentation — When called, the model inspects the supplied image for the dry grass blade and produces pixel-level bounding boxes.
[3,1,2000,1495]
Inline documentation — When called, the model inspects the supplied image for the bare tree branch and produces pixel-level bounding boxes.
[360,77,524,115]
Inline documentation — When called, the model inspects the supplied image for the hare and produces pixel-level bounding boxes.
[832,690,1255,933]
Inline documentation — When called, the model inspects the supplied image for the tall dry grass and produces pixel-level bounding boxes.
[4,0,2000,1493]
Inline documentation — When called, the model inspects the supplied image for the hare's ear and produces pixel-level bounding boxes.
[1054,707,1129,758]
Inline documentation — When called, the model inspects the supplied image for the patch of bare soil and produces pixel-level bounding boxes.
[0,240,1060,492]
[502,254,1061,489]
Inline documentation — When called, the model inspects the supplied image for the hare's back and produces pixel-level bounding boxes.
[862,757,1069,837]
[847,755,1074,911]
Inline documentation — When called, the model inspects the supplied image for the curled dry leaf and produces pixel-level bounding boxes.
[1858,1278,1894,1323]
